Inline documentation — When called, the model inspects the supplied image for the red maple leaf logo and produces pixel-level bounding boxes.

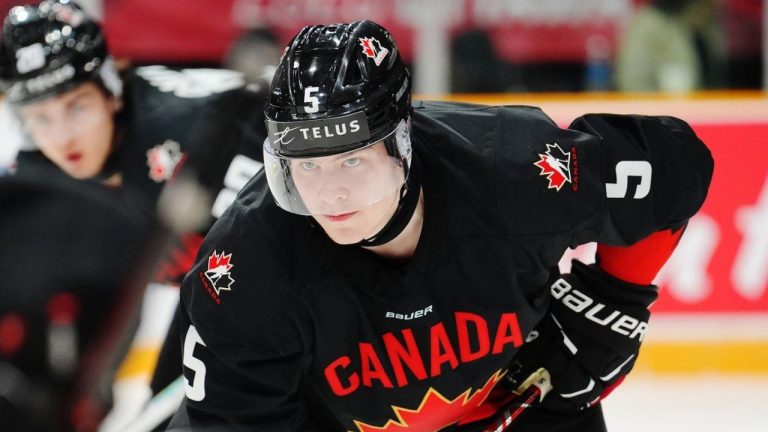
[533,143,572,191]
[146,140,184,183]
[353,371,505,432]
[360,38,377,59]
[359,37,389,66]
[55,4,85,27]
[207,250,233,274]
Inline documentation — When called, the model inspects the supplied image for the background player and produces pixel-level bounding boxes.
[0,0,269,429]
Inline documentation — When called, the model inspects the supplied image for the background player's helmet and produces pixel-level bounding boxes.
[263,20,412,215]
[0,0,122,105]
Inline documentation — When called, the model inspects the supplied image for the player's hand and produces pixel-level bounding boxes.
[509,260,657,412]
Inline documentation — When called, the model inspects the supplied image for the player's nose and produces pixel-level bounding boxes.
[316,171,349,204]
[317,182,349,204]
[42,128,76,152]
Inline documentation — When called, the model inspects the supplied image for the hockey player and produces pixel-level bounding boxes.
[0,174,153,432]
[0,0,268,428]
[171,21,713,431]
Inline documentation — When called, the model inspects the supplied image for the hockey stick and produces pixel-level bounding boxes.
[112,376,186,432]
[480,368,553,432]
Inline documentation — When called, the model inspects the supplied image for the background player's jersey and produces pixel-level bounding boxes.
[118,66,266,223]
[11,67,269,430]
[176,102,712,431]
[117,66,267,282]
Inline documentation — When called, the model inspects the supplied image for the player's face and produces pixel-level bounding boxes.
[291,142,404,244]
[18,82,120,179]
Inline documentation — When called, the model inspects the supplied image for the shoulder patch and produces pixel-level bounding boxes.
[533,143,579,192]
[146,140,185,183]
[199,250,235,304]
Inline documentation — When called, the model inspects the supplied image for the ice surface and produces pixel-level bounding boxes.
[603,373,768,431]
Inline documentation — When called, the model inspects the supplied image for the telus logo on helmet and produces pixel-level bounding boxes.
[359,37,389,66]
[23,64,76,94]
[297,119,361,140]
[267,111,372,153]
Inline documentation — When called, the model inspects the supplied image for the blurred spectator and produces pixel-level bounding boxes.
[450,29,509,93]
[723,0,763,89]
[584,35,614,92]
[448,28,586,93]
[223,27,282,84]
[615,0,727,93]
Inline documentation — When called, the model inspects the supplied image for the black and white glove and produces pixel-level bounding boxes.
[510,260,658,412]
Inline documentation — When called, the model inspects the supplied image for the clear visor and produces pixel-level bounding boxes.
[13,85,112,150]
[264,119,412,216]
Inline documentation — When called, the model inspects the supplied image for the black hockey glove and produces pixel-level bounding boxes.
[509,260,658,412]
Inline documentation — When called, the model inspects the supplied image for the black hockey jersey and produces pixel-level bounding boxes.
[116,66,266,223]
[176,102,713,431]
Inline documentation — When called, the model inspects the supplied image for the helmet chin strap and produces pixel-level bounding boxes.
[355,153,421,247]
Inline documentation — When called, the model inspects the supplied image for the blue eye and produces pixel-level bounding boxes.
[301,161,317,170]
[343,157,361,167]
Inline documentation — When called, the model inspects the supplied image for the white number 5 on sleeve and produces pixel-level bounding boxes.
[606,161,652,199]
[183,325,207,401]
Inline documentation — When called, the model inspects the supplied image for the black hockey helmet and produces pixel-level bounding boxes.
[264,20,411,158]
[262,20,415,219]
[0,0,122,105]
[263,20,420,246]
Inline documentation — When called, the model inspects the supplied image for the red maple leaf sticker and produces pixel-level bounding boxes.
[360,38,376,59]
[54,4,85,27]
[353,371,505,432]
[533,143,572,191]
[359,37,389,66]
